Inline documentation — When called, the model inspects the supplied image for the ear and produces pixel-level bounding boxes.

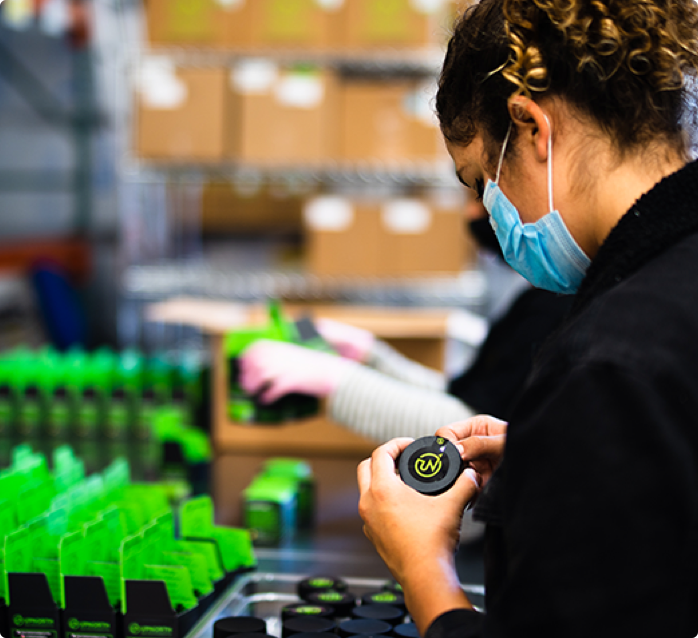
[507,96,551,163]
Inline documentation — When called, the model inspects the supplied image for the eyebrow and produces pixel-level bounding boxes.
[455,169,469,189]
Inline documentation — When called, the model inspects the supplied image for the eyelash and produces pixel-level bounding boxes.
[474,178,484,202]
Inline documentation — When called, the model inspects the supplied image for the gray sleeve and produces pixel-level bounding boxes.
[366,339,447,392]
[328,365,474,443]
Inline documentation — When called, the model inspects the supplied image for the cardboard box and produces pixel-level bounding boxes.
[244,0,339,50]
[337,0,450,50]
[135,62,228,161]
[303,194,472,277]
[201,180,312,234]
[144,0,251,47]
[339,79,445,162]
[225,61,340,164]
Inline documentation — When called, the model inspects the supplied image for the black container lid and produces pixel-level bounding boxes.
[361,592,405,610]
[381,581,403,595]
[397,436,464,496]
[291,634,338,638]
[392,623,419,638]
[282,616,336,638]
[351,605,404,626]
[230,634,275,638]
[282,603,335,620]
[336,619,392,638]
[306,590,356,617]
[297,576,348,601]
[214,617,267,638]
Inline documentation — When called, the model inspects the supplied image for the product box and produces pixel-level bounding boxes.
[337,0,450,50]
[144,0,250,47]
[201,181,310,234]
[244,0,340,50]
[225,61,340,164]
[135,60,227,161]
[339,79,445,162]
[303,194,472,277]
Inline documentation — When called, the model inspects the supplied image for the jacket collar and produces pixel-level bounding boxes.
[571,159,698,315]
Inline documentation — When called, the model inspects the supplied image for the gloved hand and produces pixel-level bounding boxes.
[239,339,358,404]
[314,318,375,363]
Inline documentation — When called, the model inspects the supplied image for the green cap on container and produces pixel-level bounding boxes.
[244,475,298,504]
[262,458,313,480]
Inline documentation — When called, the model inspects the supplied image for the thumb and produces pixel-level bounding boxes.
[447,467,481,510]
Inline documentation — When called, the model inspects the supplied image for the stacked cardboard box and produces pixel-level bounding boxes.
[225,61,340,164]
[144,0,452,51]
[135,62,444,164]
[339,79,445,162]
[135,63,228,160]
[303,192,473,277]
[201,180,313,234]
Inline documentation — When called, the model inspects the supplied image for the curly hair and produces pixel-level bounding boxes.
[436,0,698,156]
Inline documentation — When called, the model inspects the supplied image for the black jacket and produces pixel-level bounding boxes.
[426,160,698,638]
[448,286,573,420]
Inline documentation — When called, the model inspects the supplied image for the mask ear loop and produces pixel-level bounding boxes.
[544,114,553,212]
[495,123,512,184]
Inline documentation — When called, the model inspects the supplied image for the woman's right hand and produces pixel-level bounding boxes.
[436,415,508,487]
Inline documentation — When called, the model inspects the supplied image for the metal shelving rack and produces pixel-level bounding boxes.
[111,1,482,351]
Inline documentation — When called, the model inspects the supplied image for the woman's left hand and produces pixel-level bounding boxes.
[357,438,480,632]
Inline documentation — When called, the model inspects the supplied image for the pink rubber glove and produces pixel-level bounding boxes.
[314,318,375,363]
[239,340,357,404]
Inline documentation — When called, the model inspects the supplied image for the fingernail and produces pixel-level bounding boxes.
[456,443,464,455]
[465,468,480,488]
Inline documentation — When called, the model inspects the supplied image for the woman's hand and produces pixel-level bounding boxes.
[357,438,479,633]
[436,415,508,487]
[314,318,375,363]
[239,340,357,403]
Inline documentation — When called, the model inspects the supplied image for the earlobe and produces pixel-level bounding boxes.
[507,96,550,164]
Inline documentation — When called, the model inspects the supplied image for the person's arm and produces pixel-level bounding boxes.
[357,437,483,634]
[314,318,447,391]
[365,339,446,391]
[357,418,506,637]
[329,365,473,442]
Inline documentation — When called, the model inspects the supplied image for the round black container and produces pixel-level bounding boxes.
[351,605,404,626]
[392,623,419,638]
[291,634,338,638]
[282,616,336,638]
[282,603,335,620]
[306,590,356,617]
[297,576,348,601]
[230,634,275,638]
[361,592,405,611]
[214,617,268,638]
[336,619,392,638]
[397,436,464,496]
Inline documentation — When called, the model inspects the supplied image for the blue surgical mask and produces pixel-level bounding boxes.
[482,119,591,294]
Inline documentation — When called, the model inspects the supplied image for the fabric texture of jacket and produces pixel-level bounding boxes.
[426,159,698,637]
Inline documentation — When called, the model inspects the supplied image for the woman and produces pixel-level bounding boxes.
[358,0,698,636]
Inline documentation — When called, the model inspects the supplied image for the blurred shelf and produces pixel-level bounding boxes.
[124,263,487,308]
[121,159,458,188]
[137,46,445,74]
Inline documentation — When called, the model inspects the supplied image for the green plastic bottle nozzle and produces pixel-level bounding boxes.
[115,349,144,393]
[180,428,212,464]
[224,299,295,358]
[152,407,184,442]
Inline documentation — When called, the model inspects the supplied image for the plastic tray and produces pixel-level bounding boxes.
[186,572,486,638]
